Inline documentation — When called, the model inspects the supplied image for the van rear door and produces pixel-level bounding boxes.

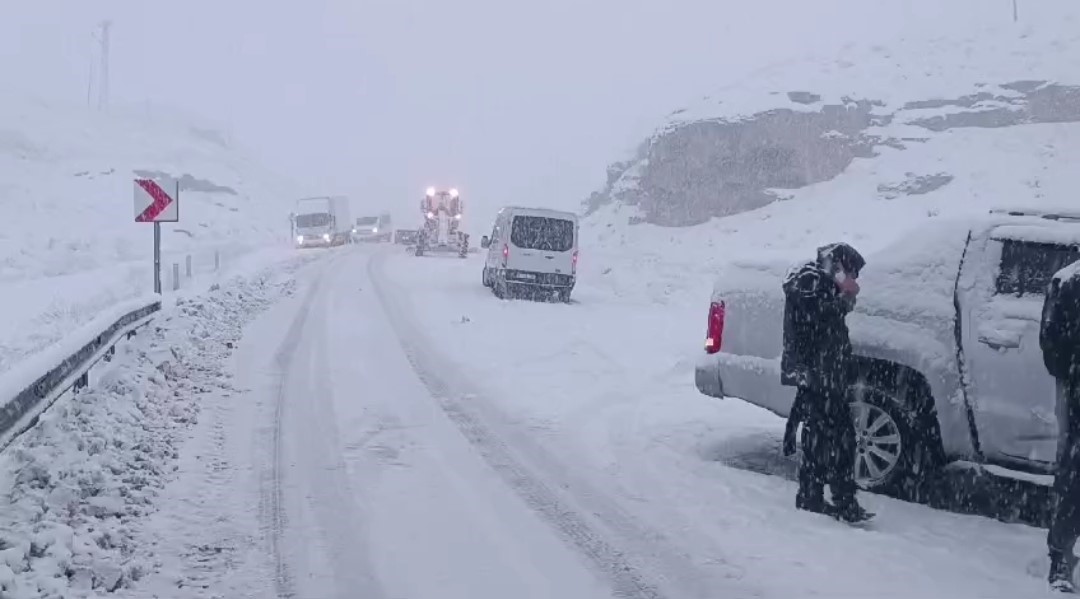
[506,215,576,279]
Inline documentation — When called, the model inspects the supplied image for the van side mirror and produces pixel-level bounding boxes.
[480,236,490,249]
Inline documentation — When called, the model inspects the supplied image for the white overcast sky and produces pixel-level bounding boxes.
[0,0,1030,223]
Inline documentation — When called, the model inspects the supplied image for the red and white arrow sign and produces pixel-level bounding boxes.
[133,178,179,223]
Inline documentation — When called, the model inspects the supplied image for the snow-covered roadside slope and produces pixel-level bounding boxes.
[587,4,1080,231]
[0,252,315,598]
[0,91,303,375]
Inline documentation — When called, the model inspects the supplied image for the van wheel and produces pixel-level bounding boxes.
[493,276,508,299]
[482,268,492,288]
[557,289,571,303]
[848,382,937,498]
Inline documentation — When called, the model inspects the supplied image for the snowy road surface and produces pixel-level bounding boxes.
[118,245,1060,599]
[130,247,743,599]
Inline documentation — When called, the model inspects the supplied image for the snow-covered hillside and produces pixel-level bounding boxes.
[587,7,1080,230]
[0,91,302,374]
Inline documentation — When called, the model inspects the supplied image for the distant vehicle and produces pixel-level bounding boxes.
[294,196,352,248]
[415,187,468,258]
[480,207,578,302]
[395,229,418,246]
[695,208,1080,495]
[352,214,393,243]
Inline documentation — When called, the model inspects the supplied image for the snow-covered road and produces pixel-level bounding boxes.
[131,247,743,599]
[115,244,1060,599]
[257,249,619,599]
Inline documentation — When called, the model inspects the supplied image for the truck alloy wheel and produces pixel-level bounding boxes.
[849,400,903,488]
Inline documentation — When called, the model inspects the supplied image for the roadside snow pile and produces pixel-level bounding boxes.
[0,90,302,376]
[0,258,305,598]
[585,4,1080,226]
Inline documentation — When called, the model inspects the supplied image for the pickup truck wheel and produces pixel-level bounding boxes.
[848,384,926,496]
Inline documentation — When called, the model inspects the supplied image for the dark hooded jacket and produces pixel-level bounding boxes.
[781,262,855,394]
[1042,261,1080,385]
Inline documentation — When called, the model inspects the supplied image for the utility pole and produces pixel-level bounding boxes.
[1012,0,1019,22]
[98,20,112,110]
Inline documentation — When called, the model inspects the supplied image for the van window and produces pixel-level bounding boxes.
[510,216,574,252]
[995,239,1080,296]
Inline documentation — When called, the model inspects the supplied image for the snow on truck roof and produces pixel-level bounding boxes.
[711,213,1080,321]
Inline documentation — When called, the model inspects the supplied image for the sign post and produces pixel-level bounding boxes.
[153,221,161,293]
[134,178,179,294]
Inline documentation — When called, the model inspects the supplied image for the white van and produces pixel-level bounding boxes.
[480,207,579,302]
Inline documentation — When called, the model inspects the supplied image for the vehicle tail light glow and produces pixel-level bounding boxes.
[572,249,579,273]
[705,301,725,354]
[502,244,509,266]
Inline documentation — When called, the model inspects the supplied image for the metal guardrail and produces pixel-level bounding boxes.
[0,300,161,449]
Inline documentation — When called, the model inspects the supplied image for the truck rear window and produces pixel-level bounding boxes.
[510,216,574,252]
[995,240,1080,296]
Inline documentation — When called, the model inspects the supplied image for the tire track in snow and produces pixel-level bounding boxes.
[368,254,758,599]
[263,279,321,599]
[265,250,387,599]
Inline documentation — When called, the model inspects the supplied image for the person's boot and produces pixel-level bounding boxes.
[795,485,827,514]
[1050,550,1078,593]
[831,497,875,523]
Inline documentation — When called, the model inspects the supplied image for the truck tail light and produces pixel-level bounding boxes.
[502,244,509,266]
[572,250,579,273]
[705,301,725,354]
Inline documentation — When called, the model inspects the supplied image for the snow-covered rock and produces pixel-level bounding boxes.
[585,11,1080,227]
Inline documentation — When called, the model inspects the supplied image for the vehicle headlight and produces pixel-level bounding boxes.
[323,233,331,241]
[372,227,378,233]
[454,214,462,220]
[426,212,435,219]
[426,187,436,197]
[352,228,357,234]
[296,235,304,243]
[450,188,459,198]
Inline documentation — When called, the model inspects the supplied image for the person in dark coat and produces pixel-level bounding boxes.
[781,242,871,522]
[1041,260,1080,593]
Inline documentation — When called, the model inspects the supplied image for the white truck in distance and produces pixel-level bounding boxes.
[352,214,393,243]
[695,209,1080,495]
[294,196,352,248]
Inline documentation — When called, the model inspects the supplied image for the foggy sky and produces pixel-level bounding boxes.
[1,0,1027,226]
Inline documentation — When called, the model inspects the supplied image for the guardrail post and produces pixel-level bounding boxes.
[172,263,180,291]
[74,371,89,391]
[104,345,116,362]
[185,255,192,278]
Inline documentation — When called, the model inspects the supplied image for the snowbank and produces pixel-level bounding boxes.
[0,90,303,377]
[0,256,307,598]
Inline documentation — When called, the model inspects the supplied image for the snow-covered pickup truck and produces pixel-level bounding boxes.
[695,208,1080,495]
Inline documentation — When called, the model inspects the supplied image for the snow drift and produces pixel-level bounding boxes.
[0,259,303,598]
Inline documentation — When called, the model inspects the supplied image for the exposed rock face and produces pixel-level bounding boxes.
[587,81,1080,227]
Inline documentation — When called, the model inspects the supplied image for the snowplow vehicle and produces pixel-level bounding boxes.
[414,187,469,258]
